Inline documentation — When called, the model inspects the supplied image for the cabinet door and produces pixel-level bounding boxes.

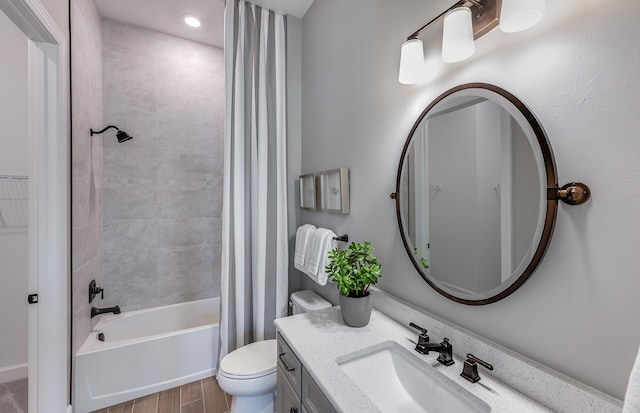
[277,366,301,413]
[302,369,337,413]
[277,332,302,396]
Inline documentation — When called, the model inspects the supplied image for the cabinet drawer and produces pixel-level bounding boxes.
[302,369,337,413]
[277,332,302,396]
[277,366,301,413]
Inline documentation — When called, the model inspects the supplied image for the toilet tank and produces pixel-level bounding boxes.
[290,290,331,315]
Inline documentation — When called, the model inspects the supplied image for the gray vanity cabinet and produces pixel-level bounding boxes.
[301,369,336,413]
[277,367,301,413]
[276,332,337,413]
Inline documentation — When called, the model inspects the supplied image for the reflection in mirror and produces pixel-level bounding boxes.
[396,84,557,305]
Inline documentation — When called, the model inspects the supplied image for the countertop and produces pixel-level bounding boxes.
[274,307,553,413]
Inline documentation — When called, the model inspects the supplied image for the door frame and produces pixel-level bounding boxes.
[0,0,69,411]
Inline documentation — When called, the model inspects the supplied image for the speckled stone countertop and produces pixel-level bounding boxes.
[275,307,553,413]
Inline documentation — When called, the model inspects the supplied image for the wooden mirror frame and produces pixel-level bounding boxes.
[394,83,559,305]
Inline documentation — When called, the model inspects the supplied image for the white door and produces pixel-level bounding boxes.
[0,9,30,406]
[0,0,69,411]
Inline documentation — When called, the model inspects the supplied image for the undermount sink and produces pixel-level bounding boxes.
[337,341,491,413]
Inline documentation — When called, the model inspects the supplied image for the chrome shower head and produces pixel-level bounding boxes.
[90,125,134,143]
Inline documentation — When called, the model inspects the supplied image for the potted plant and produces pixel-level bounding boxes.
[325,241,382,327]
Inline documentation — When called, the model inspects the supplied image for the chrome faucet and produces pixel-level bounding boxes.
[409,322,455,366]
[91,305,121,318]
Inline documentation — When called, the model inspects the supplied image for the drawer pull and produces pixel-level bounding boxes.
[290,408,298,413]
[279,352,296,372]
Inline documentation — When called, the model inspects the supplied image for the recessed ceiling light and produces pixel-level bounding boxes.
[183,14,201,28]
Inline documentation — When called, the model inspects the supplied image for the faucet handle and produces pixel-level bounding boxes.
[460,354,494,383]
[409,322,430,353]
[409,322,427,335]
[89,279,104,304]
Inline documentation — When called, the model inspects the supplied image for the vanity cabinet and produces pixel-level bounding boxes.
[277,367,301,413]
[276,333,337,413]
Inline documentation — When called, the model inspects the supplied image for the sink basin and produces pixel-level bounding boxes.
[337,341,490,413]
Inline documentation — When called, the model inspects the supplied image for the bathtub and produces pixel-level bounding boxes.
[74,297,219,413]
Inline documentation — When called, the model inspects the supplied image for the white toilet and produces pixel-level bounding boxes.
[217,290,331,413]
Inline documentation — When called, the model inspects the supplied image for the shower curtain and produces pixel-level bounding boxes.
[219,0,288,360]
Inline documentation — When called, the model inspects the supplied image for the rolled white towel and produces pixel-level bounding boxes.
[294,224,316,272]
[623,345,640,413]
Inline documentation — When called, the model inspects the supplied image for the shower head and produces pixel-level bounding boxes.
[116,130,133,143]
[90,125,134,143]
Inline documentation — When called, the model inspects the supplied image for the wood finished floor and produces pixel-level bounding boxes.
[91,377,230,413]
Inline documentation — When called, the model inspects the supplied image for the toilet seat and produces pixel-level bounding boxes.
[219,339,277,379]
[217,339,278,399]
[217,368,277,397]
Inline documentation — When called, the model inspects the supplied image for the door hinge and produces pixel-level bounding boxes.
[27,294,38,304]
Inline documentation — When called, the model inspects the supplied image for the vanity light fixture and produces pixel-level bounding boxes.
[398,0,545,84]
[441,7,475,63]
[399,39,426,84]
[183,14,201,28]
[499,0,545,33]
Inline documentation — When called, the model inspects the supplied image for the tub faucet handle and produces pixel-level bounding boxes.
[89,279,104,303]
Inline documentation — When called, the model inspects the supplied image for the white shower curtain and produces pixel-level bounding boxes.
[219,0,288,360]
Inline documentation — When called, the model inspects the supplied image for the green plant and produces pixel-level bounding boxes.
[413,247,429,270]
[325,241,382,298]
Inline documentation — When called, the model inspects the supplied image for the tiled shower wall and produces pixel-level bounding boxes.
[101,19,224,311]
[71,0,103,355]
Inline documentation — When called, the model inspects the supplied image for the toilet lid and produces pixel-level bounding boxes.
[220,339,277,377]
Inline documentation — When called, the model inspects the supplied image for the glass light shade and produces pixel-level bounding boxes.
[441,7,475,63]
[499,0,545,33]
[399,39,425,84]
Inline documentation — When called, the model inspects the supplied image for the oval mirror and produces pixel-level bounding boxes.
[395,83,558,305]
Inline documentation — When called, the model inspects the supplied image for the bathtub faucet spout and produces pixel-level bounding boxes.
[91,305,121,318]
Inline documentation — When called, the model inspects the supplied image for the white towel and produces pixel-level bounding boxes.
[304,228,333,275]
[303,228,336,286]
[316,234,337,286]
[623,345,640,413]
[294,224,316,271]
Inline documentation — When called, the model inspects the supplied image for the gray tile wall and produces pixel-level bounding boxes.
[70,0,104,355]
[101,19,224,312]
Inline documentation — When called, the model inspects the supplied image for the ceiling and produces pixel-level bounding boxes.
[95,0,314,49]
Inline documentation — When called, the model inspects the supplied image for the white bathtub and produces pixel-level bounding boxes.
[74,298,220,413]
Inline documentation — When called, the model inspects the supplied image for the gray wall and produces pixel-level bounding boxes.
[297,0,640,400]
[101,19,224,312]
[70,0,104,355]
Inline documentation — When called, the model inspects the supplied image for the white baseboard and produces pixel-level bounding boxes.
[0,363,28,384]
[67,405,73,413]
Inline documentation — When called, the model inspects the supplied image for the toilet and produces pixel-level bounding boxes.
[217,290,331,413]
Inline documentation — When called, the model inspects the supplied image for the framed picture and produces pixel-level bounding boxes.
[317,168,350,214]
[299,173,316,210]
